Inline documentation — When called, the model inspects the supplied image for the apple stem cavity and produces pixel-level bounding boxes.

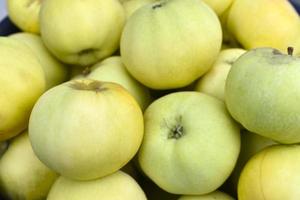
[69,80,108,92]
[152,1,166,10]
[288,47,294,56]
[82,67,91,76]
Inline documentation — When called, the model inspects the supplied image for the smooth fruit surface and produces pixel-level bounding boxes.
[178,190,234,200]
[121,0,222,89]
[29,79,144,180]
[138,92,240,194]
[225,47,300,144]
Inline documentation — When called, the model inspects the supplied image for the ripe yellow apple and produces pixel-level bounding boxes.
[138,92,240,194]
[40,0,125,66]
[47,171,147,200]
[121,0,222,89]
[0,131,58,200]
[202,0,233,16]
[224,130,276,195]
[74,56,152,111]
[195,48,246,101]
[238,144,300,200]
[29,79,144,180]
[227,0,300,53]
[10,32,69,89]
[122,0,156,19]
[178,190,234,200]
[0,37,45,141]
[7,0,41,33]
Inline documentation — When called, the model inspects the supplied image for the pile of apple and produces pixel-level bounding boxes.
[1,0,300,199]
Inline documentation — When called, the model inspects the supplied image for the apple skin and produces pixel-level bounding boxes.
[195,48,246,101]
[238,144,300,200]
[7,0,41,33]
[10,32,69,89]
[225,47,300,144]
[0,37,45,141]
[122,0,156,20]
[227,0,300,53]
[121,0,222,89]
[40,0,125,66]
[29,79,144,181]
[0,131,58,200]
[202,0,233,16]
[74,56,152,111]
[138,92,240,195]
[47,171,147,200]
[223,130,276,196]
[178,190,234,200]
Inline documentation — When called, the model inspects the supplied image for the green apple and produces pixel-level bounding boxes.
[40,0,125,66]
[238,144,300,200]
[227,0,300,53]
[10,32,69,89]
[74,56,152,111]
[122,0,156,19]
[0,131,58,200]
[225,47,300,144]
[224,130,276,195]
[121,0,222,89]
[29,79,144,181]
[202,0,233,16]
[47,171,147,200]
[195,48,246,101]
[138,92,240,195]
[7,0,41,33]
[178,190,234,200]
[0,37,45,141]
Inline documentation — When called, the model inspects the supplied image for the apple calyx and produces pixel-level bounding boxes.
[167,116,184,139]
[152,1,166,10]
[69,80,108,92]
[288,47,294,56]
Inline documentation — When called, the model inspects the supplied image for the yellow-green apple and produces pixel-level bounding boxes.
[195,48,246,101]
[121,0,222,89]
[224,130,276,195]
[122,0,156,19]
[202,0,233,16]
[225,47,300,144]
[238,144,300,200]
[0,131,58,200]
[47,171,146,200]
[74,56,151,111]
[7,0,41,33]
[40,0,125,66]
[178,190,234,200]
[29,79,144,180]
[0,37,45,141]
[10,32,69,89]
[138,92,240,194]
[227,0,300,53]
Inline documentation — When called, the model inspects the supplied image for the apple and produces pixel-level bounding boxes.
[0,131,58,200]
[226,0,300,53]
[40,0,125,66]
[0,37,45,141]
[202,0,233,16]
[178,190,234,200]
[29,79,144,181]
[7,0,41,33]
[122,0,156,19]
[138,92,240,195]
[238,144,300,200]
[225,47,300,144]
[74,56,152,111]
[223,130,276,196]
[121,0,222,89]
[10,32,69,89]
[195,48,246,101]
[47,171,147,200]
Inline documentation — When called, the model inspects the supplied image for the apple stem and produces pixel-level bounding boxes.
[288,47,294,56]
